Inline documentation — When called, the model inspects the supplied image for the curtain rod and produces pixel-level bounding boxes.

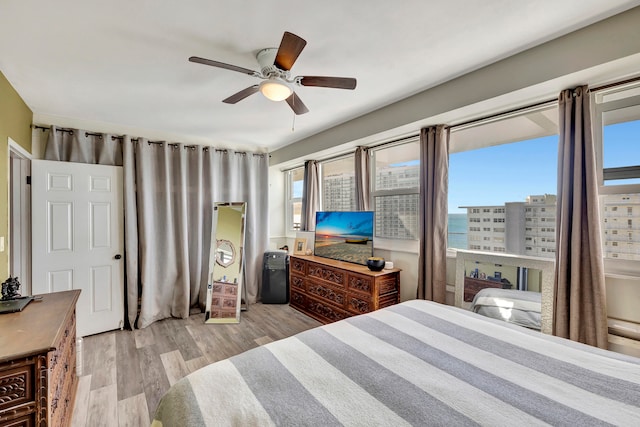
[281,98,557,173]
[448,98,557,131]
[31,125,267,156]
[590,74,640,93]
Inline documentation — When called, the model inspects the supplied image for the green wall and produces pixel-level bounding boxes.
[213,205,244,284]
[0,71,33,279]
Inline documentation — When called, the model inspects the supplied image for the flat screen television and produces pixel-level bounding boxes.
[314,211,374,265]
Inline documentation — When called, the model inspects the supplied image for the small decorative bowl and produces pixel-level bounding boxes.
[366,257,385,271]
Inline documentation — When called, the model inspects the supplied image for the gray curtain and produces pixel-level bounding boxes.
[203,149,269,306]
[44,125,122,165]
[417,125,449,303]
[300,160,320,231]
[355,146,371,211]
[554,85,608,349]
[123,141,268,329]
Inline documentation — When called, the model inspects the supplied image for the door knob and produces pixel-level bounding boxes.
[114,254,122,260]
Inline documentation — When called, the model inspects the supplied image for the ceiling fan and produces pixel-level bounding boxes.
[189,31,357,115]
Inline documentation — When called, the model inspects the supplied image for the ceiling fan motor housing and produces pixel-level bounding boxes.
[256,48,291,81]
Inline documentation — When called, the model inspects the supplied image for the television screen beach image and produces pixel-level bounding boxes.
[314,211,374,265]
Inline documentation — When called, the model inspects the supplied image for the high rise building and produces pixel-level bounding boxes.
[322,172,356,211]
[374,164,419,239]
[463,194,557,259]
[602,193,640,260]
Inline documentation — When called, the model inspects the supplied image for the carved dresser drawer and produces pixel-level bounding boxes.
[306,279,347,308]
[289,274,306,291]
[307,264,345,287]
[289,257,307,275]
[289,255,400,324]
[0,362,36,417]
[0,290,80,426]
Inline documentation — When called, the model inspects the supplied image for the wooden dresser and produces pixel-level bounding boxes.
[289,255,400,324]
[463,277,511,302]
[0,290,80,427]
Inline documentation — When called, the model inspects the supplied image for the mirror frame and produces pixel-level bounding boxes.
[454,249,555,334]
[215,239,236,268]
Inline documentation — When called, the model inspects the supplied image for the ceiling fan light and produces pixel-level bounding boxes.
[259,80,292,101]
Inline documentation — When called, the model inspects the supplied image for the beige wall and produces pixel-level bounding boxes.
[0,71,32,280]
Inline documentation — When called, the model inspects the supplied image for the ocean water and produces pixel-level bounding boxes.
[448,213,468,250]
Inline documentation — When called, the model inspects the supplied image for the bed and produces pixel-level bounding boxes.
[470,288,542,331]
[152,300,640,426]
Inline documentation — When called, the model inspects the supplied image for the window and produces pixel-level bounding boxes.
[287,167,304,231]
[372,140,420,240]
[594,83,640,265]
[321,156,356,211]
[448,104,559,257]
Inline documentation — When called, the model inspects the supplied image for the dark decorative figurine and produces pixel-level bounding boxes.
[1,276,21,300]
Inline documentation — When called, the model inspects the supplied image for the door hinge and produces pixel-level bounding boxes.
[26,176,31,185]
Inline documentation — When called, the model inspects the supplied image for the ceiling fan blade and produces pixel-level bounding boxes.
[222,85,260,104]
[299,76,357,90]
[274,32,307,71]
[285,92,309,115]
[189,56,257,76]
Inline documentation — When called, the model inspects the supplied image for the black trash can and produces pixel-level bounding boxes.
[261,250,289,303]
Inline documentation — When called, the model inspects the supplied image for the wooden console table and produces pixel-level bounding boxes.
[289,255,400,324]
[0,290,80,426]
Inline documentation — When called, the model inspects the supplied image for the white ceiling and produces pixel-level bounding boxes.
[1,0,639,153]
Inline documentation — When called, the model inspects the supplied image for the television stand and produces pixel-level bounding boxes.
[289,255,400,324]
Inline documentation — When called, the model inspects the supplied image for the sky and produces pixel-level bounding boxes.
[448,119,640,213]
[448,135,558,213]
[603,120,640,168]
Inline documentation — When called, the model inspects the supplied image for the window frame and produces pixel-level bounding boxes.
[319,154,357,212]
[371,138,421,244]
[447,103,559,258]
[286,167,304,233]
[593,86,640,273]
[593,89,640,195]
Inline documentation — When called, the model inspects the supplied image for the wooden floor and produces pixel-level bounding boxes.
[70,303,320,427]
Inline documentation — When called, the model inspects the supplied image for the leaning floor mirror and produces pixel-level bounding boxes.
[205,202,247,324]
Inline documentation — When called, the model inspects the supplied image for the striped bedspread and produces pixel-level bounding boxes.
[152,300,640,426]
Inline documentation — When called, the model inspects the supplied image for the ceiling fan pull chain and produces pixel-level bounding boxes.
[291,112,296,132]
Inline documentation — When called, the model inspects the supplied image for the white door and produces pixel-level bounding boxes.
[32,160,124,337]
[9,139,32,295]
